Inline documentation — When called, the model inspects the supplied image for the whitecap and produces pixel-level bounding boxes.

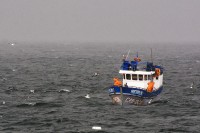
[30,90,35,93]
[27,102,36,106]
[148,99,152,104]
[85,94,90,99]
[190,82,194,88]
[93,72,99,76]
[59,89,70,93]
[92,126,102,130]
[69,64,74,67]
[11,43,15,46]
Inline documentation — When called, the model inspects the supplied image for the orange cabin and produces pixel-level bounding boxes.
[113,78,122,86]
[147,81,155,92]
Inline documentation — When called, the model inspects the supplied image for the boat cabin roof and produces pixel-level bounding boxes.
[119,70,155,75]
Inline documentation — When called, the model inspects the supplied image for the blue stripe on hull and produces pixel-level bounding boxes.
[108,86,163,98]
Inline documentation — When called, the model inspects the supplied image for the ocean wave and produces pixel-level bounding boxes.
[16,102,64,108]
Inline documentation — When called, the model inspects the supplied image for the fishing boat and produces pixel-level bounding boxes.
[108,51,164,106]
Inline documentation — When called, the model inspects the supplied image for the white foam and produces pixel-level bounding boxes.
[92,126,102,130]
[190,82,194,88]
[94,72,99,76]
[2,101,5,105]
[85,94,90,99]
[30,90,35,93]
[148,99,152,104]
[59,89,70,92]
[27,102,36,106]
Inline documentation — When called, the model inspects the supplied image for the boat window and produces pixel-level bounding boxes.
[144,75,148,80]
[126,74,131,80]
[132,74,137,80]
[139,74,143,81]
[123,74,125,79]
[149,75,153,80]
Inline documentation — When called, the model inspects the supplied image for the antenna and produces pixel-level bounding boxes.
[125,49,130,60]
[151,48,153,63]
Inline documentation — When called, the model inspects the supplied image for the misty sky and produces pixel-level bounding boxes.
[0,0,200,43]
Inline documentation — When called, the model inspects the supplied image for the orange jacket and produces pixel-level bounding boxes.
[113,78,122,86]
[147,81,155,92]
[154,68,160,77]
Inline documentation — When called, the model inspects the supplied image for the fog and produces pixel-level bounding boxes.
[0,0,200,44]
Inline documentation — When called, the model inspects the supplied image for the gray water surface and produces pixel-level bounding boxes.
[0,43,200,133]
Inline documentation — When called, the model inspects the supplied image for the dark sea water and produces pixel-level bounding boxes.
[0,43,200,133]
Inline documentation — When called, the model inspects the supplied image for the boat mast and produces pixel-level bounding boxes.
[125,50,130,60]
[151,48,153,63]
[150,48,154,81]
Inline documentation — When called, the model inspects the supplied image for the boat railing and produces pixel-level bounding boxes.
[121,60,164,72]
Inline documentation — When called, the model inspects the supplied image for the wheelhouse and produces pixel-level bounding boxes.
[119,63,163,90]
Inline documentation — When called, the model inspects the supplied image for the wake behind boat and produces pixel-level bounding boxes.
[108,51,164,106]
